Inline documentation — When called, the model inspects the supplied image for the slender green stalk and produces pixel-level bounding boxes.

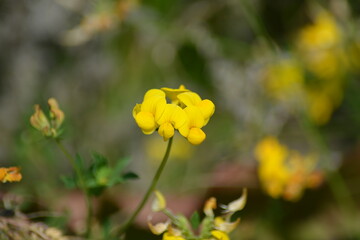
[55,139,93,238]
[238,0,277,51]
[116,137,174,237]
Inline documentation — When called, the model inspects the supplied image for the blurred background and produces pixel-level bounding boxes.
[1,0,360,239]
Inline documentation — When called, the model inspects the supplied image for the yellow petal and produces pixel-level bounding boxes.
[48,98,64,129]
[1,167,22,183]
[152,190,167,212]
[158,122,175,141]
[141,95,167,119]
[177,92,202,107]
[211,230,230,240]
[30,105,51,136]
[184,106,205,128]
[144,89,166,100]
[157,104,188,130]
[204,197,217,217]
[148,220,169,235]
[214,217,240,233]
[170,106,188,129]
[162,232,185,240]
[187,128,206,145]
[0,169,7,181]
[197,99,215,121]
[135,112,157,134]
[161,85,189,103]
[223,189,247,213]
[157,104,176,125]
[132,104,142,119]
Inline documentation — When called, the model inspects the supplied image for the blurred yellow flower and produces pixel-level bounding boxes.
[0,167,22,183]
[254,136,323,201]
[30,98,64,138]
[133,86,214,145]
[297,11,341,51]
[264,58,304,101]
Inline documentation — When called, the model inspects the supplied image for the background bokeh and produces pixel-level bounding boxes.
[1,0,360,239]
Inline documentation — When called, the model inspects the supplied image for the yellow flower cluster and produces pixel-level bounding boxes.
[133,86,215,145]
[0,167,22,183]
[264,10,347,125]
[30,98,64,138]
[148,190,246,240]
[254,137,323,201]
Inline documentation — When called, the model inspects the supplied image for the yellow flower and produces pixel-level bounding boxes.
[133,89,166,134]
[297,11,341,51]
[30,98,65,138]
[177,92,215,124]
[211,230,230,240]
[133,87,215,145]
[0,167,22,183]
[254,136,322,201]
[264,58,304,101]
[179,106,207,145]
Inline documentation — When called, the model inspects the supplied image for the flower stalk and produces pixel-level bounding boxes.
[116,136,173,237]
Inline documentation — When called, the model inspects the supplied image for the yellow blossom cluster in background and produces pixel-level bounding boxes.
[133,85,215,145]
[264,10,353,125]
[0,167,22,183]
[148,190,247,240]
[254,136,323,201]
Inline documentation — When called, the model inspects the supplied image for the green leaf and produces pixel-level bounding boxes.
[75,154,86,173]
[114,157,131,173]
[60,175,77,189]
[190,211,201,230]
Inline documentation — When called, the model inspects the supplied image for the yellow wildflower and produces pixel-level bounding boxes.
[0,167,22,183]
[177,92,215,124]
[264,58,304,101]
[133,89,166,134]
[133,86,214,145]
[254,136,323,201]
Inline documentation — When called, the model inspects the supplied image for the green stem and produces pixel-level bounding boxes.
[55,139,93,238]
[238,0,277,51]
[117,137,174,237]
